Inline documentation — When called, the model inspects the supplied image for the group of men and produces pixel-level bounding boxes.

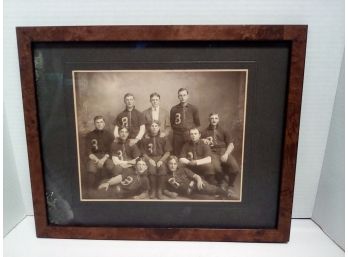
[84,88,240,200]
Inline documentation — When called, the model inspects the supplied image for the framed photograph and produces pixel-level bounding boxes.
[16,25,307,242]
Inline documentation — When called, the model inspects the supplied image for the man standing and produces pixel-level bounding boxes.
[201,113,240,190]
[170,88,200,155]
[85,115,114,190]
[179,127,216,185]
[143,92,171,137]
[114,93,145,146]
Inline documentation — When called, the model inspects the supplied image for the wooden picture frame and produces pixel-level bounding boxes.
[16,25,307,242]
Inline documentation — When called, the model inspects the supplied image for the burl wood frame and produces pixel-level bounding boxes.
[16,25,307,242]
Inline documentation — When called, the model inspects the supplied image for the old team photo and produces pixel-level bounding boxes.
[73,70,247,201]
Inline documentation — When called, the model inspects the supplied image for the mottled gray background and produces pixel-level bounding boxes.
[74,70,246,161]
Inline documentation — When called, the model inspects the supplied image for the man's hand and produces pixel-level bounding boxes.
[128,139,138,146]
[149,159,156,167]
[157,160,163,167]
[98,182,110,191]
[196,176,204,190]
[119,161,131,169]
[89,154,99,164]
[160,132,166,138]
[220,154,229,162]
[202,138,210,145]
[97,157,107,168]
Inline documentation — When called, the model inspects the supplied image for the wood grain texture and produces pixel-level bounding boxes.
[16,29,49,236]
[16,25,307,242]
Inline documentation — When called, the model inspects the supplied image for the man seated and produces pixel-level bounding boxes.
[85,115,114,190]
[140,121,175,199]
[179,127,216,185]
[201,113,240,193]
[109,126,141,180]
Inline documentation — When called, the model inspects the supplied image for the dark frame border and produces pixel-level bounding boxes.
[16,25,307,242]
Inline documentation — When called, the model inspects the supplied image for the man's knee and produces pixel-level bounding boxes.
[201,163,215,175]
[224,155,240,174]
[201,181,220,194]
[104,159,114,170]
[111,165,124,176]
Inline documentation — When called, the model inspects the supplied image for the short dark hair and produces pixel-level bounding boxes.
[150,120,160,126]
[150,92,160,99]
[167,155,178,164]
[93,115,104,122]
[124,93,135,100]
[118,126,129,132]
[147,120,161,134]
[209,112,219,117]
[189,127,201,134]
[178,88,189,95]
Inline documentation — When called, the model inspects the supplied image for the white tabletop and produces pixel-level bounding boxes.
[4,216,344,257]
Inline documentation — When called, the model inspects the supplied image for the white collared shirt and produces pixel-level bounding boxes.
[152,107,159,121]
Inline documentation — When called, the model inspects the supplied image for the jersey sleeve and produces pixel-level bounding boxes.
[138,111,146,126]
[110,142,118,156]
[130,144,141,159]
[139,139,149,155]
[184,168,196,179]
[139,139,145,154]
[201,129,208,139]
[224,129,233,144]
[202,142,212,157]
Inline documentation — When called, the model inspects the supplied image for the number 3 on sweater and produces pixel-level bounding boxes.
[174,113,181,125]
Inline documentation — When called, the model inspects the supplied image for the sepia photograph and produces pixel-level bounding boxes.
[73,69,248,202]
